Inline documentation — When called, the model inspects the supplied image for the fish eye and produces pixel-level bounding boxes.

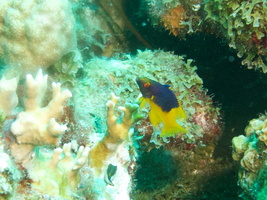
[144,83,150,88]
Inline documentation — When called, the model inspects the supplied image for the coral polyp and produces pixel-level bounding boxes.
[161,5,187,36]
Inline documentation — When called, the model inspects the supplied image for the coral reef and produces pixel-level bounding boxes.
[10,69,72,165]
[23,143,89,198]
[142,0,267,72]
[49,50,83,87]
[0,0,245,199]
[2,70,90,199]
[232,114,267,199]
[205,0,267,72]
[0,143,21,199]
[70,0,144,61]
[75,49,224,198]
[71,0,109,60]
[89,93,141,170]
[87,93,140,200]
[143,0,204,37]
[0,0,77,74]
[0,67,141,199]
[78,50,221,146]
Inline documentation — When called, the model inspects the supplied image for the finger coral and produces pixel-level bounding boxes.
[89,92,141,170]
[0,69,92,199]
[25,143,89,198]
[0,68,142,199]
[11,69,72,147]
[86,93,141,200]
[10,69,72,165]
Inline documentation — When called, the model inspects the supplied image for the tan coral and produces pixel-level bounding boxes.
[26,143,89,198]
[11,69,72,146]
[10,69,72,166]
[89,93,139,171]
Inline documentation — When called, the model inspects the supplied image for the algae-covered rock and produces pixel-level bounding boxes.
[232,114,267,199]
[0,146,21,199]
[232,135,248,161]
[205,0,267,72]
[74,49,221,147]
[142,0,204,37]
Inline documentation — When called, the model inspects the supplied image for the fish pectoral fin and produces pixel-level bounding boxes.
[139,97,147,108]
[149,108,161,126]
[175,106,187,120]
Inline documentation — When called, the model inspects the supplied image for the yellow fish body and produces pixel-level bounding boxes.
[136,77,186,137]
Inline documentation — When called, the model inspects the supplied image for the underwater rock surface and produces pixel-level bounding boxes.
[233,115,267,200]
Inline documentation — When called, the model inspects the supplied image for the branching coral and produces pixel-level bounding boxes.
[11,69,72,147]
[26,143,89,198]
[2,70,90,199]
[10,69,72,167]
[83,93,141,200]
[0,71,141,199]
[89,93,141,170]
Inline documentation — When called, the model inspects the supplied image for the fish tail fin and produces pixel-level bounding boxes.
[160,124,187,137]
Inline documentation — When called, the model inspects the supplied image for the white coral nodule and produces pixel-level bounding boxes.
[10,69,72,146]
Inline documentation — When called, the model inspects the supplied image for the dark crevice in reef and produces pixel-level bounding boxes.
[124,0,267,199]
[124,0,267,158]
[134,148,179,192]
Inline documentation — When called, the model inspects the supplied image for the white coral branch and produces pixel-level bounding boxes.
[0,76,18,115]
[50,143,89,171]
[10,69,72,146]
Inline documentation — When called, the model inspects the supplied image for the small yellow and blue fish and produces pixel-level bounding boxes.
[136,77,186,137]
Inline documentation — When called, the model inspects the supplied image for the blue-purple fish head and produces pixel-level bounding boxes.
[136,77,178,112]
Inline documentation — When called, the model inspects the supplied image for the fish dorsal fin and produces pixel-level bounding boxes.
[164,84,171,88]
[164,84,176,91]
